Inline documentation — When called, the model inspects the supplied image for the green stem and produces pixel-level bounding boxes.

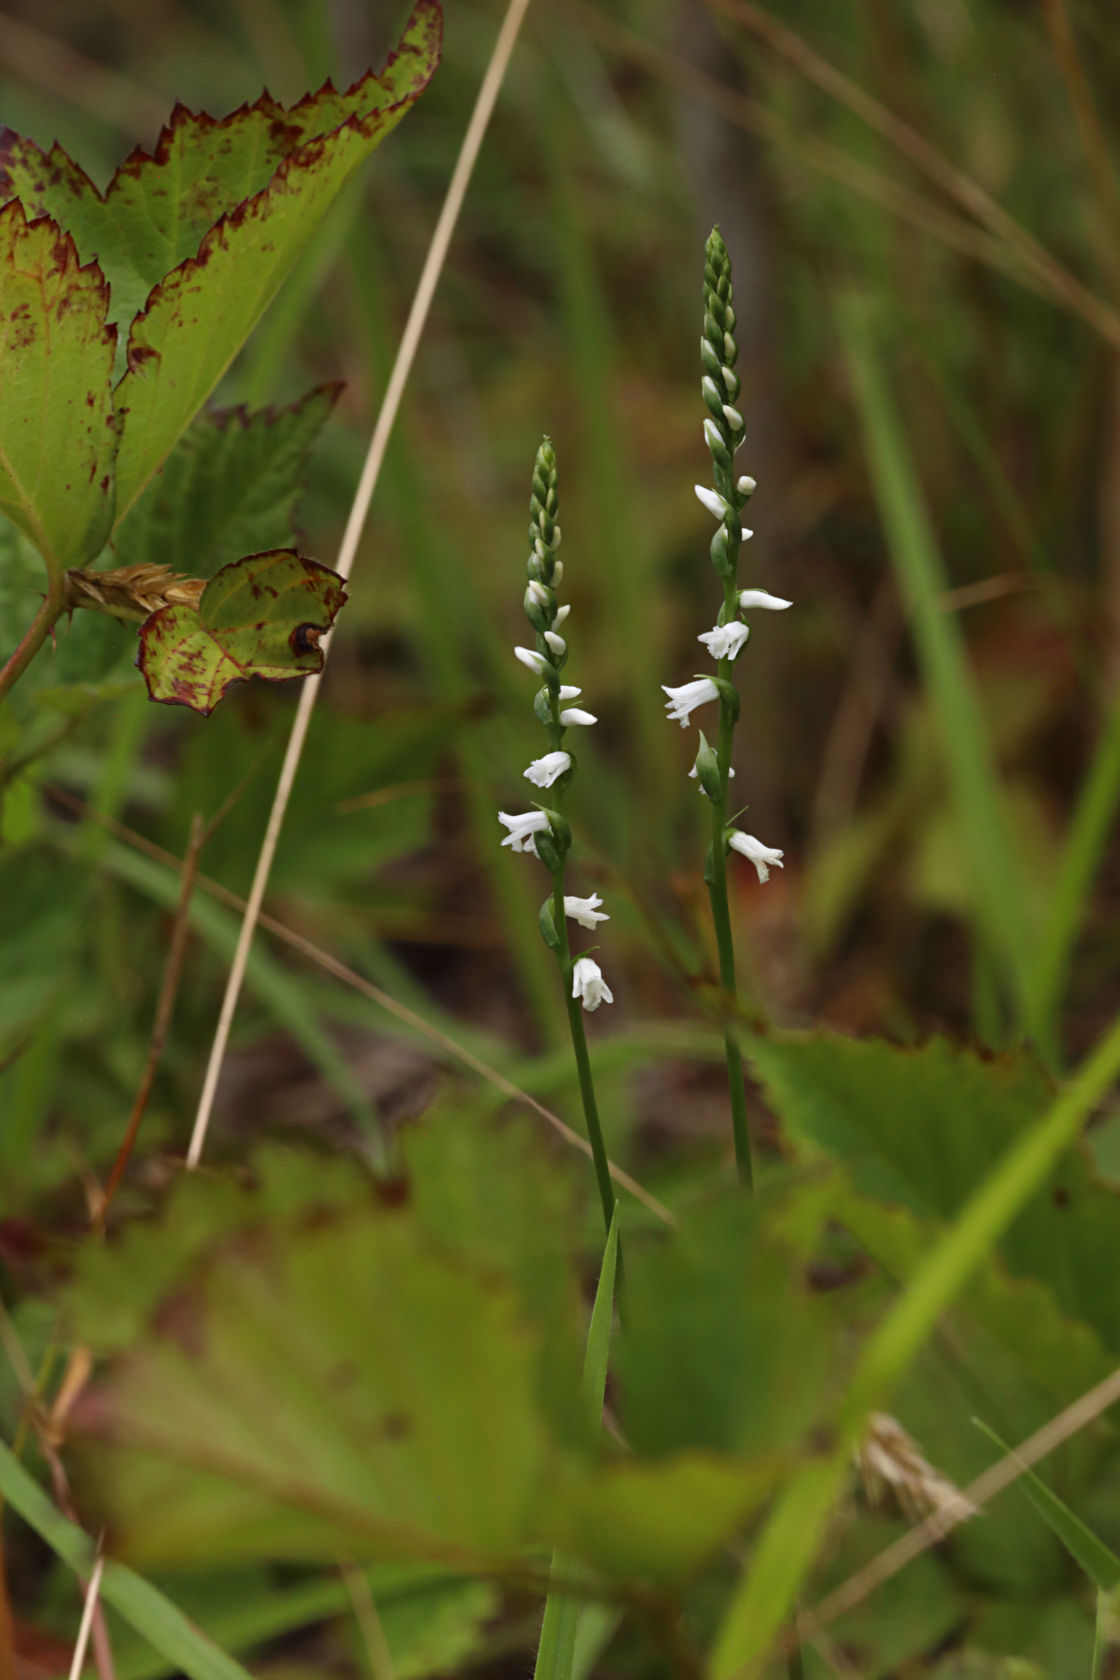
[706,592,753,1189]
[552,865,616,1240]
[0,573,67,704]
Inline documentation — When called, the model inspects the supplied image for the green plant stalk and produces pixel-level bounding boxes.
[706,589,752,1187]
[710,993,1120,1679]
[0,573,66,704]
[555,868,616,1240]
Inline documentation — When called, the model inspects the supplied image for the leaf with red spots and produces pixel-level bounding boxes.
[0,13,437,339]
[0,202,116,568]
[111,0,441,519]
[136,548,346,715]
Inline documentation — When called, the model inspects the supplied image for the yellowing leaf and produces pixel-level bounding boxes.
[0,201,116,567]
[136,549,346,715]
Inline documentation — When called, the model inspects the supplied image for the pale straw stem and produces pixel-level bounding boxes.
[186,0,536,1169]
[68,1551,106,1680]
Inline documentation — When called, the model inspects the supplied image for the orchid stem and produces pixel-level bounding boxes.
[707,613,753,1188]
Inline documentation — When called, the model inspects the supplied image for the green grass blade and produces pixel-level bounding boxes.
[1028,695,1120,1056]
[838,291,1033,1030]
[94,839,377,1132]
[710,999,1120,1678]
[973,1418,1120,1590]
[0,1436,254,1680]
[534,1207,619,1680]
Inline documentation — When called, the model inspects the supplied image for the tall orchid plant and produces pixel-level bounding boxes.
[662,228,791,1186]
[499,440,616,1240]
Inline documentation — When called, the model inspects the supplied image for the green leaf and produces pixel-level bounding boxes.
[750,1031,1120,1355]
[973,1418,1120,1590]
[0,201,116,567]
[113,387,339,581]
[136,549,346,714]
[110,1,441,519]
[0,1435,256,1680]
[70,1189,550,1569]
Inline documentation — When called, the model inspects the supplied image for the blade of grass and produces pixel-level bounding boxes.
[534,1207,619,1680]
[0,1438,255,1680]
[710,998,1120,1678]
[92,839,379,1138]
[972,1418,1120,1589]
[1028,694,1120,1058]
[187,0,538,1171]
[839,291,1033,1033]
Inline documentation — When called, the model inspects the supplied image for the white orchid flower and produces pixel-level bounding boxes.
[523,751,571,790]
[662,677,720,727]
[728,829,784,883]
[565,893,609,930]
[572,955,613,1011]
[498,810,550,855]
[698,622,749,661]
[739,589,792,612]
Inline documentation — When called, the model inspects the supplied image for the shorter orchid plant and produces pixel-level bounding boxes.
[499,440,616,1239]
[661,227,791,1187]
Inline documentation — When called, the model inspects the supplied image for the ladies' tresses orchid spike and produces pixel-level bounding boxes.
[698,622,750,661]
[662,677,720,726]
[565,893,609,930]
[572,955,613,1011]
[728,829,785,883]
[559,707,597,726]
[695,484,730,521]
[514,646,548,675]
[498,809,551,854]
[524,751,571,789]
[739,589,792,611]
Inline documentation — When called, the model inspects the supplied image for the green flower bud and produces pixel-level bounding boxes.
[693,731,721,801]
[538,896,562,953]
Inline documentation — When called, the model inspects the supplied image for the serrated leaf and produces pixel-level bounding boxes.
[136,549,346,714]
[70,1199,550,1569]
[0,201,116,566]
[110,1,441,518]
[750,1031,1120,1356]
[112,386,339,580]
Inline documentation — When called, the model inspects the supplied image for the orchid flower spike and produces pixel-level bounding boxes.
[524,751,571,789]
[728,829,784,883]
[565,893,609,930]
[662,676,720,727]
[698,621,749,662]
[572,955,613,1011]
[498,809,551,855]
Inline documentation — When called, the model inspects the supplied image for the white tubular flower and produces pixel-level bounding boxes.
[739,589,792,611]
[559,706,597,726]
[544,631,566,656]
[557,684,582,701]
[514,645,548,675]
[572,955,613,1011]
[694,484,730,521]
[565,893,609,930]
[703,418,723,453]
[524,751,571,789]
[554,603,571,625]
[723,404,744,432]
[662,677,720,727]
[741,527,754,542]
[698,621,750,661]
[526,579,549,609]
[499,809,550,854]
[728,829,784,883]
[737,475,757,497]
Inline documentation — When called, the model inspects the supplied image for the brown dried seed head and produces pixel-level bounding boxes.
[855,1411,979,1526]
[66,564,206,620]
